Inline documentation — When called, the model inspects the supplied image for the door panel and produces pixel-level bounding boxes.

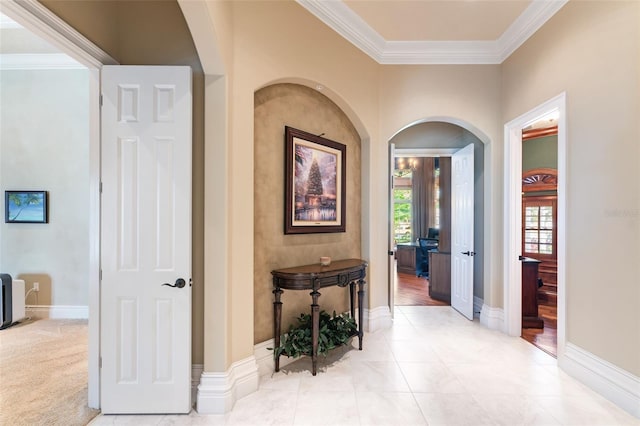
[451,144,474,320]
[388,143,396,316]
[101,66,192,414]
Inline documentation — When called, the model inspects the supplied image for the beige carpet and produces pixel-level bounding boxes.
[0,318,99,426]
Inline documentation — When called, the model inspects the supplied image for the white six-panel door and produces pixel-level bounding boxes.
[451,144,474,320]
[101,66,192,413]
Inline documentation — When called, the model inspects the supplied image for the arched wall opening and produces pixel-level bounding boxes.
[389,118,489,311]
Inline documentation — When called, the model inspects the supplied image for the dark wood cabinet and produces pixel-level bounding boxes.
[521,257,543,328]
[396,244,417,275]
[428,252,451,303]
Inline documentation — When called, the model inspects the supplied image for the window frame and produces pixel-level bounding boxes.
[522,195,557,260]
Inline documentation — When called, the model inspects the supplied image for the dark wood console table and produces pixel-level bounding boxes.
[271,258,367,375]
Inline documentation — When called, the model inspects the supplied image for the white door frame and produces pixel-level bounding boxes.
[503,92,566,360]
[0,0,117,408]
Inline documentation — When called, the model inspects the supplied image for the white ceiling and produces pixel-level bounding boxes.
[297,0,568,64]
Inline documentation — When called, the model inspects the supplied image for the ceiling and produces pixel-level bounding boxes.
[297,0,568,64]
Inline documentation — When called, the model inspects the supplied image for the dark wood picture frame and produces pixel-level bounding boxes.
[285,126,346,234]
[5,190,49,223]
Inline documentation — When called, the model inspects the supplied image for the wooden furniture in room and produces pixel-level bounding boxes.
[521,257,544,328]
[271,259,367,376]
[428,251,451,303]
[396,243,418,275]
[522,168,558,305]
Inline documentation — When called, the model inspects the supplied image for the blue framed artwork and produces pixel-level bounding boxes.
[5,191,48,223]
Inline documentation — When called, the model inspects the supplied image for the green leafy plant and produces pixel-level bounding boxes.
[271,310,357,359]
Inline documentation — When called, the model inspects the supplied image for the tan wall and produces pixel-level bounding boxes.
[224,0,381,365]
[379,65,503,306]
[254,84,361,343]
[502,0,640,375]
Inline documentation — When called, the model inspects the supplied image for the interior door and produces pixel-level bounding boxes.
[388,143,396,317]
[451,143,474,320]
[100,66,192,413]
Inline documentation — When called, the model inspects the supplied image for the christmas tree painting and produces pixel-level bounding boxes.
[293,145,338,222]
[306,158,324,196]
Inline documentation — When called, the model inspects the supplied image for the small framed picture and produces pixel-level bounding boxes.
[5,191,49,223]
[285,126,346,234]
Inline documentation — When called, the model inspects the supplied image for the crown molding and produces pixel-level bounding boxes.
[296,0,568,65]
[0,53,85,70]
[496,0,568,62]
[297,0,386,61]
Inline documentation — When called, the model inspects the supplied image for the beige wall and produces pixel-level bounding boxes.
[40,0,640,382]
[254,83,361,343]
[379,65,503,306]
[502,0,640,375]
[0,69,89,306]
[223,0,381,366]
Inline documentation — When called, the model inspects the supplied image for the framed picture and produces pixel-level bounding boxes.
[4,191,48,224]
[285,126,346,234]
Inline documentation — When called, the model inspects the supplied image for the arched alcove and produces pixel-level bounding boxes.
[253,82,363,344]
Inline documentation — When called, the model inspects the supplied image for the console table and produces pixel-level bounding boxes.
[271,258,367,375]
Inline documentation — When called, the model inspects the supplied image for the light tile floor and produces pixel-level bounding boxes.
[90,306,639,425]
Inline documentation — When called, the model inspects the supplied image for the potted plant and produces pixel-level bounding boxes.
[271,310,357,359]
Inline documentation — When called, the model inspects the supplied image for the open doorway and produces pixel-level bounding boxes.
[520,115,559,357]
[388,121,485,316]
[392,155,449,306]
[0,10,99,423]
[503,93,566,361]
[0,0,110,411]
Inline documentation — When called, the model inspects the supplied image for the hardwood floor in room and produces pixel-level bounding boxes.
[395,270,449,306]
[521,304,557,357]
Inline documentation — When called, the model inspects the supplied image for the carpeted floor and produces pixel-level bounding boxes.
[0,318,99,426]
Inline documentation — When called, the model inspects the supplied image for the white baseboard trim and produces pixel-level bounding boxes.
[559,343,640,418]
[479,303,504,331]
[254,338,299,377]
[25,305,88,319]
[192,364,203,406]
[473,296,483,319]
[366,306,392,333]
[196,356,259,414]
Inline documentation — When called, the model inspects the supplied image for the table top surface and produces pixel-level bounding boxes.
[271,258,367,277]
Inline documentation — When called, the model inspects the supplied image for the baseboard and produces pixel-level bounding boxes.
[366,305,392,333]
[473,296,483,319]
[479,303,504,331]
[25,305,88,319]
[559,343,640,418]
[254,338,299,377]
[196,356,259,414]
[191,364,203,406]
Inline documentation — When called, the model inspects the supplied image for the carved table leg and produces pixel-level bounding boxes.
[349,281,355,320]
[357,278,365,350]
[310,286,320,376]
[273,286,283,372]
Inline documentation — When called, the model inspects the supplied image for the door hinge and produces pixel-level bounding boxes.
[99,357,102,368]
[99,269,102,281]
[99,181,103,193]
[99,94,103,107]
